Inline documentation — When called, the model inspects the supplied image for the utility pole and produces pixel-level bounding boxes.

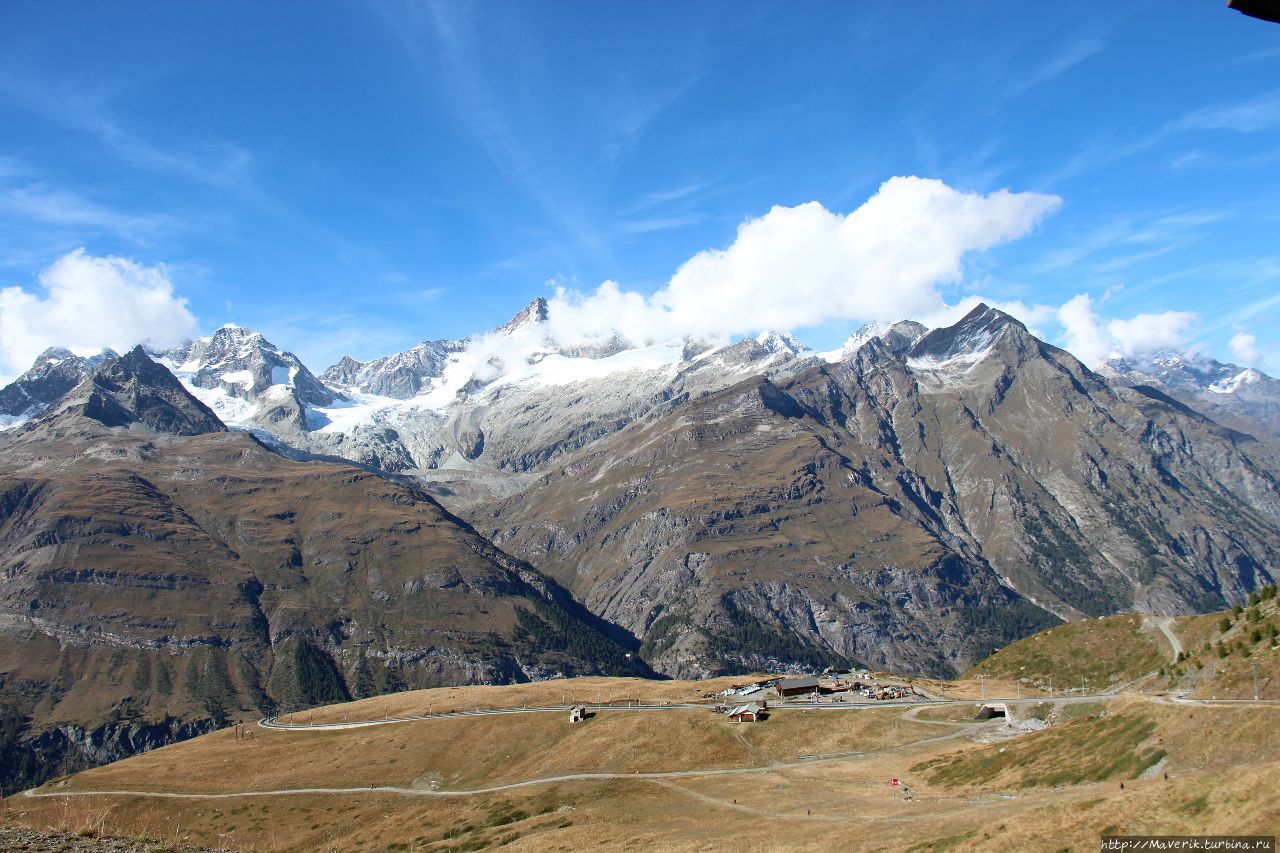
[978,674,985,701]
[1253,659,1260,701]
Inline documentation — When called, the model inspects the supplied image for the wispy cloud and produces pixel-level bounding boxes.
[0,71,253,189]
[1221,45,1280,67]
[0,67,418,285]
[374,0,706,271]
[379,1,610,265]
[1172,88,1280,133]
[1006,36,1105,99]
[625,182,712,214]
[1032,209,1224,276]
[0,182,178,242]
[615,213,706,236]
[1048,88,1280,184]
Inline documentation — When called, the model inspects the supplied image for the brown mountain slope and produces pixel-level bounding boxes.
[477,306,1280,679]
[0,351,642,792]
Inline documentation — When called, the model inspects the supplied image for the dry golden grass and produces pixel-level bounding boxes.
[296,674,752,725]
[965,613,1166,692]
[56,702,939,798]
[1173,600,1280,699]
[6,677,1280,851]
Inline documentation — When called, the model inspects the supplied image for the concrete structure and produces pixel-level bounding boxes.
[569,704,588,723]
[975,703,1009,720]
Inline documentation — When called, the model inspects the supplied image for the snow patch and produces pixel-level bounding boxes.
[308,396,393,434]
[220,370,254,388]
[0,413,32,431]
[184,385,257,426]
[906,346,993,372]
[1208,368,1261,395]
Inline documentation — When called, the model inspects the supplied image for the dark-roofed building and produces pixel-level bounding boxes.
[777,676,821,697]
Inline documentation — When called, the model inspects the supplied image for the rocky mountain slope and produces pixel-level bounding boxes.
[156,324,340,435]
[4,300,1278,689]
[1102,349,1280,445]
[0,349,643,792]
[321,338,467,399]
[475,306,1280,678]
[0,347,117,429]
[120,300,818,500]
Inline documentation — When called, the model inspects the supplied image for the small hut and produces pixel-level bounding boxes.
[727,702,767,723]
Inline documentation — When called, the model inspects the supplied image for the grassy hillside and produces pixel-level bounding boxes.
[1163,584,1280,699]
[913,702,1165,789]
[963,613,1168,692]
[962,592,1280,701]
[5,675,1280,851]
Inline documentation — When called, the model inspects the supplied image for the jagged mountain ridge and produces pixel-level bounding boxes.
[156,324,340,436]
[831,320,928,360]
[0,349,643,791]
[141,300,818,489]
[0,346,117,428]
[3,301,1279,683]
[476,306,1280,678]
[1102,349,1280,445]
[38,345,228,436]
[320,339,467,399]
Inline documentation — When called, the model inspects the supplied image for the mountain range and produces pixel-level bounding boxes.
[0,346,642,791]
[1,298,1278,790]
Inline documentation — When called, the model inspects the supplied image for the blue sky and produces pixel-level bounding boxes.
[1,1,1278,380]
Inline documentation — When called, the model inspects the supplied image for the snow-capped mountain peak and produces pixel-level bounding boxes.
[824,319,929,362]
[498,296,550,339]
[905,304,1020,371]
[30,346,75,367]
[755,330,806,356]
[1208,368,1263,395]
[1100,348,1280,443]
[320,338,467,400]
[157,326,338,428]
[0,346,119,428]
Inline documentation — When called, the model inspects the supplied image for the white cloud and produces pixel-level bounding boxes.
[1057,294,1114,367]
[1107,310,1198,356]
[543,176,1061,346]
[1054,292,1198,367]
[1229,331,1259,365]
[0,249,198,381]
